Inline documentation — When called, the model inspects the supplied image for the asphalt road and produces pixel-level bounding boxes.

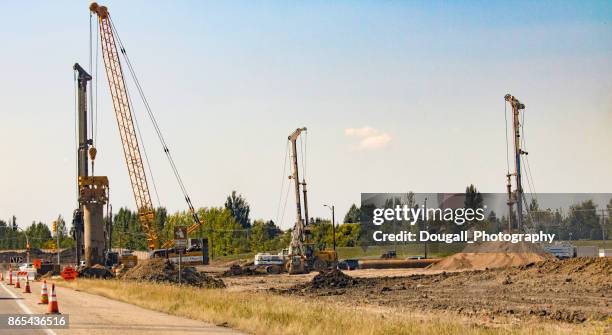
[0,279,242,335]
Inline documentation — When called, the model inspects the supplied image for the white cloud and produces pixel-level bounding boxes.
[345,127,392,150]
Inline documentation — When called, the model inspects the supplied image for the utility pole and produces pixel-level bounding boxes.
[598,209,607,240]
[423,197,428,259]
[324,204,336,251]
[505,94,527,231]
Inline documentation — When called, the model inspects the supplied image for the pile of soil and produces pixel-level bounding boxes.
[308,269,361,289]
[514,256,611,285]
[78,264,114,279]
[121,258,225,288]
[430,242,551,271]
[462,241,545,253]
[221,264,259,277]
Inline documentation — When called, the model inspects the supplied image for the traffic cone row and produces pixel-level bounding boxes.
[6,273,60,314]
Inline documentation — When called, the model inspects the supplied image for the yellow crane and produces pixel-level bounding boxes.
[90,2,202,250]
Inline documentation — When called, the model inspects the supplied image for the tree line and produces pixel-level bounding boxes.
[4,186,608,254]
[109,191,361,254]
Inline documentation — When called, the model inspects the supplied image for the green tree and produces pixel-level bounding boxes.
[336,223,360,247]
[25,222,52,249]
[464,184,484,228]
[464,184,483,210]
[249,219,282,252]
[112,208,147,250]
[344,204,361,223]
[225,191,251,229]
[198,207,247,256]
[567,200,599,240]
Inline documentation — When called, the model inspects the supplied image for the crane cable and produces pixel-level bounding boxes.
[89,13,94,144]
[108,18,198,221]
[124,66,162,207]
[275,142,290,226]
[521,111,537,198]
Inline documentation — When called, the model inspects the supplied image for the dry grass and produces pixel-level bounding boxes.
[55,279,607,335]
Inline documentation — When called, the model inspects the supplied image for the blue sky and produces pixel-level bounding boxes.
[0,1,610,229]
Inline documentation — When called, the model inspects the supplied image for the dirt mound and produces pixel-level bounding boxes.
[430,242,551,271]
[430,252,550,271]
[221,264,260,277]
[462,241,545,253]
[78,264,114,279]
[514,257,611,285]
[308,269,361,289]
[121,258,225,288]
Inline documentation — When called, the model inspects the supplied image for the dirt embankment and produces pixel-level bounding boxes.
[429,241,551,271]
[121,258,225,288]
[282,257,611,324]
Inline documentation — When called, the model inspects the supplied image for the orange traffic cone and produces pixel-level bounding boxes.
[23,277,31,293]
[7,271,13,285]
[47,284,60,314]
[15,277,21,289]
[38,280,49,304]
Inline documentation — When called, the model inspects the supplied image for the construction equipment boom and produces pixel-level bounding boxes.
[90,2,158,249]
[287,127,308,274]
[90,3,203,250]
[504,93,526,231]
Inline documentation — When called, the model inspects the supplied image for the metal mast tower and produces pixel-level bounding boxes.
[504,94,526,231]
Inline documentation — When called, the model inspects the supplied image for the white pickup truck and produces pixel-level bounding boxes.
[542,242,575,259]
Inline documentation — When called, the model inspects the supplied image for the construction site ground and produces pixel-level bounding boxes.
[200,256,611,332]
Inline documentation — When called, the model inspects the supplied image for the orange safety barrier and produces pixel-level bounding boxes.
[61,266,78,281]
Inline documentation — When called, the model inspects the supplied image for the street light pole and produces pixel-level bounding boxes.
[324,204,336,251]
[423,197,428,259]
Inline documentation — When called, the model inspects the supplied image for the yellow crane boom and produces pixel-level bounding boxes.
[90,2,158,249]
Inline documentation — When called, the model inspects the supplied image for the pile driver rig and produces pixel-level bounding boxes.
[285,127,337,274]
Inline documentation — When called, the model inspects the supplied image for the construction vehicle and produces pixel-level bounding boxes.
[150,238,208,265]
[89,3,205,260]
[542,242,576,259]
[381,250,397,259]
[252,128,337,274]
